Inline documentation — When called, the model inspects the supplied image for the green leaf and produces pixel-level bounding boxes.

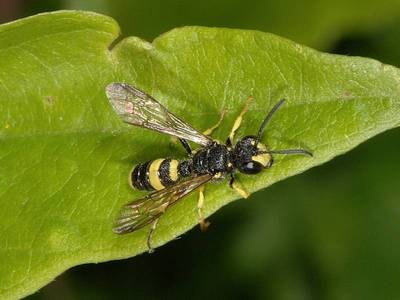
[1,10,400,299]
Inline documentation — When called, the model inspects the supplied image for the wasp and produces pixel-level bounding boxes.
[106,83,312,252]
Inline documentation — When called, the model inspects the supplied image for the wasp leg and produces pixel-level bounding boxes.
[227,96,253,145]
[197,185,210,231]
[147,218,160,253]
[229,174,250,199]
[179,138,192,155]
[203,108,227,136]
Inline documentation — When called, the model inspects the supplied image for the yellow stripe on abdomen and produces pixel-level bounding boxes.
[149,159,165,190]
[169,159,179,182]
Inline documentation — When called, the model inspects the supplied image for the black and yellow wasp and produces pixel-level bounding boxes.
[106,83,312,251]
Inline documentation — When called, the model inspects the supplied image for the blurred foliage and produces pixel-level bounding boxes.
[63,0,400,49]
[0,0,398,300]
[4,0,400,49]
[335,19,400,67]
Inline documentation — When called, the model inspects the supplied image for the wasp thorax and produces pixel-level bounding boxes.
[232,136,273,174]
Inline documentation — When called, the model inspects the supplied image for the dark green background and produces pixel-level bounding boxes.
[2,1,400,299]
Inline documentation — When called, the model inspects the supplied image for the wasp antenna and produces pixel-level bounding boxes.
[259,149,313,157]
[256,99,286,143]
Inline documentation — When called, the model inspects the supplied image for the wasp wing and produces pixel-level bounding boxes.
[106,83,213,146]
[113,174,213,234]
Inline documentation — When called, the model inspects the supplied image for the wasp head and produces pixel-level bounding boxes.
[232,135,273,175]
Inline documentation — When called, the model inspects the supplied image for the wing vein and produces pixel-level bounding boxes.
[106,83,213,146]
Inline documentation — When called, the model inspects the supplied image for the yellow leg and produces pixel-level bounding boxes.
[228,96,254,143]
[203,108,227,136]
[229,175,250,199]
[232,181,250,199]
[197,185,210,231]
[147,218,159,253]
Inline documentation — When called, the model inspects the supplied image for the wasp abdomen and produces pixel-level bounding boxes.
[130,158,181,191]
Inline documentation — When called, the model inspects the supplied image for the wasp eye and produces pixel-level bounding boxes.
[239,161,263,174]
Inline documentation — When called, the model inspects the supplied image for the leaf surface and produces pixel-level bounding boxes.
[1,11,400,299]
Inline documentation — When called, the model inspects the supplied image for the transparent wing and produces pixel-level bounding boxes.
[106,83,213,146]
[113,174,213,234]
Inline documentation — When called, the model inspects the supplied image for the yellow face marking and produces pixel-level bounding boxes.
[169,159,179,182]
[149,159,165,190]
[252,153,271,167]
[257,143,267,151]
[252,143,272,167]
